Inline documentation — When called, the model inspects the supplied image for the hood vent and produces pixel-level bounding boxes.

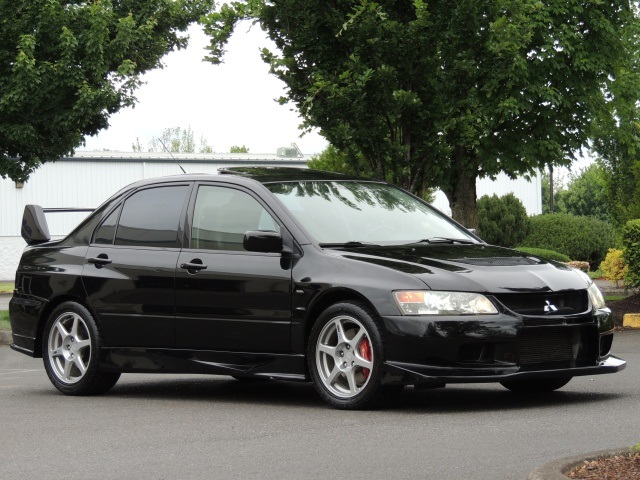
[451,256,541,267]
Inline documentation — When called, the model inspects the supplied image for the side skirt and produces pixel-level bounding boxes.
[99,347,308,381]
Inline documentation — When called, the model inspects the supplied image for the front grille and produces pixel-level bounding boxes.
[519,328,574,365]
[494,290,589,316]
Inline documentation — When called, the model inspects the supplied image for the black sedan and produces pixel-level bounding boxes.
[9,167,626,409]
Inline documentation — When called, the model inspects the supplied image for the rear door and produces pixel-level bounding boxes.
[175,183,292,352]
[82,183,192,347]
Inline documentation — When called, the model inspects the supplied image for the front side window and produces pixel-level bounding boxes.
[191,185,278,251]
[115,185,189,248]
[266,181,476,245]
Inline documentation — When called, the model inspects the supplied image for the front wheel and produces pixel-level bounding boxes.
[308,301,400,409]
[42,302,120,395]
[500,376,572,394]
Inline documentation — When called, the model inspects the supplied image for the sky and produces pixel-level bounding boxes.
[80,23,328,156]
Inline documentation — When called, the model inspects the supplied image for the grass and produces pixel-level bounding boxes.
[0,310,10,331]
[605,295,627,302]
[0,281,13,294]
[588,268,604,280]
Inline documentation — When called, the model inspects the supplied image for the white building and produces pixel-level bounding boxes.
[0,151,542,280]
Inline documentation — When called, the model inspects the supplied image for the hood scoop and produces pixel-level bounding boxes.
[449,256,543,267]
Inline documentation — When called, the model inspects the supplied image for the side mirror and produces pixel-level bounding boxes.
[243,230,283,253]
[21,204,51,245]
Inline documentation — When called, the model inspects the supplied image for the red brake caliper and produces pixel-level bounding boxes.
[358,337,372,380]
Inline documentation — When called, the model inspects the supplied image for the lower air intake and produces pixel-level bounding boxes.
[519,329,574,365]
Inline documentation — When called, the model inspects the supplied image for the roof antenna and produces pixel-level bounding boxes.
[158,139,186,174]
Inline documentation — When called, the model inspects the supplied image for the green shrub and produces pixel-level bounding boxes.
[622,219,640,287]
[515,247,571,263]
[477,193,530,247]
[521,213,616,266]
[600,248,628,287]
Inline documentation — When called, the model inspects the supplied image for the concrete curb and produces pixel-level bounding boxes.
[0,330,11,346]
[527,448,638,480]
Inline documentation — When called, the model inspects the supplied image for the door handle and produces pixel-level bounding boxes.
[87,256,112,268]
[180,262,208,272]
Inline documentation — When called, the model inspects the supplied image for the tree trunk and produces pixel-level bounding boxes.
[441,149,479,229]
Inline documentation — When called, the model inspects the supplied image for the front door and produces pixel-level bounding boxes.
[175,184,292,352]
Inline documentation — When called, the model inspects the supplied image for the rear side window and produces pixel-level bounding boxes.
[115,185,189,248]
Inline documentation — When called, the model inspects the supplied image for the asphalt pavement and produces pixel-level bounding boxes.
[0,331,638,480]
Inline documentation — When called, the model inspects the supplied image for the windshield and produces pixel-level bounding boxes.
[266,181,477,245]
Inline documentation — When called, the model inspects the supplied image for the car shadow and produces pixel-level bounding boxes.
[94,375,625,412]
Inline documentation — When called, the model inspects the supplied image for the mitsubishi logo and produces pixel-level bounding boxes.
[544,300,558,314]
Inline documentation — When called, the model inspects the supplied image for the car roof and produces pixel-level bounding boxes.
[116,167,379,193]
[218,166,369,183]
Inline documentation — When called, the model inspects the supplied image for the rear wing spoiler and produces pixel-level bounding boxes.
[21,205,94,245]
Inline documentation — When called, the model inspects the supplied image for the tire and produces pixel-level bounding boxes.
[308,301,401,409]
[500,376,572,394]
[42,302,120,395]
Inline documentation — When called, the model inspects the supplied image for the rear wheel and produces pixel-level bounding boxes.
[308,301,401,409]
[43,302,120,395]
[500,376,572,394]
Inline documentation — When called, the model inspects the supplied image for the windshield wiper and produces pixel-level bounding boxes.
[319,241,381,248]
[415,237,476,245]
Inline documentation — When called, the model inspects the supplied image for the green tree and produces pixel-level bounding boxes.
[561,164,611,221]
[308,145,435,202]
[204,0,637,229]
[230,145,249,153]
[0,0,213,182]
[590,14,640,226]
[138,126,214,154]
[308,145,367,176]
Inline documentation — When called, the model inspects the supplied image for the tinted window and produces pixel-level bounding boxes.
[191,186,278,251]
[267,181,476,244]
[115,185,189,248]
[93,206,121,245]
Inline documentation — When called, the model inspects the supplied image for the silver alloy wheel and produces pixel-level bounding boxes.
[315,314,374,398]
[47,312,92,384]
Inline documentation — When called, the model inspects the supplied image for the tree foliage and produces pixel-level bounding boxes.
[133,126,214,153]
[622,219,640,287]
[308,145,363,177]
[559,164,611,221]
[545,164,611,221]
[477,193,530,248]
[308,144,435,202]
[230,145,249,153]
[0,0,213,182]
[590,13,640,226]
[204,0,638,228]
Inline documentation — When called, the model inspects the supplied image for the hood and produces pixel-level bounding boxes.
[329,244,589,294]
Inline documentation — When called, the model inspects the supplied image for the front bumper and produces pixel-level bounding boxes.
[379,309,626,385]
[384,355,626,384]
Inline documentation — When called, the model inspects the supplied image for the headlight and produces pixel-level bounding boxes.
[573,269,606,310]
[394,291,498,315]
[587,282,606,310]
